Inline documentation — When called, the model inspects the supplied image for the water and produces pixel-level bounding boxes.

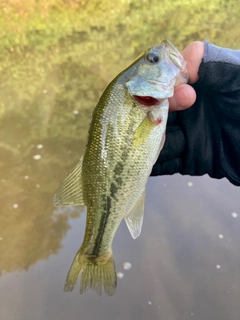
[1,1,240,319]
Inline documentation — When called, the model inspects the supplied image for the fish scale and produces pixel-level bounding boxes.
[54,40,188,295]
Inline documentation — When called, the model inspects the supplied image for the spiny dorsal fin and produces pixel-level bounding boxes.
[54,157,85,207]
[124,190,146,239]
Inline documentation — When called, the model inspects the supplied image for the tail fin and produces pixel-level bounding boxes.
[64,250,117,296]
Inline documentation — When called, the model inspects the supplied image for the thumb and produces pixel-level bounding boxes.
[182,41,204,84]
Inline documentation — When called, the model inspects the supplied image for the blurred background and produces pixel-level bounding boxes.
[0,1,240,319]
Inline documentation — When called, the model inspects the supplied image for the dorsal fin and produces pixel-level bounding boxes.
[124,190,146,239]
[54,157,85,206]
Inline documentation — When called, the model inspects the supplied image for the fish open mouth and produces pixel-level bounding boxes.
[132,95,160,107]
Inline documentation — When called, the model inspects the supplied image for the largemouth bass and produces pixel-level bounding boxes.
[54,40,188,296]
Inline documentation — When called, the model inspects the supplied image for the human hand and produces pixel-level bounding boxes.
[169,41,204,111]
[152,40,240,186]
[151,41,206,178]
[151,41,240,186]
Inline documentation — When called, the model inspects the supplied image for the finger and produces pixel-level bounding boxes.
[169,83,196,111]
[182,41,204,84]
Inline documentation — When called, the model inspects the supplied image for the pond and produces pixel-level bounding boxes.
[0,1,240,320]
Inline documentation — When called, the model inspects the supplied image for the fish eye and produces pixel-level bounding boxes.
[146,52,159,63]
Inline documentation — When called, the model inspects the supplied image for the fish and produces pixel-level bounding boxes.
[54,40,188,296]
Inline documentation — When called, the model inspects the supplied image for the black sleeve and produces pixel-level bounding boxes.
[151,42,240,186]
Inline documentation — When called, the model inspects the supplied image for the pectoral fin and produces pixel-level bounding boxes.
[54,157,85,206]
[124,190,146,239]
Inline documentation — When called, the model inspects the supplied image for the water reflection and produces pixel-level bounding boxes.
[0,0,240,319]
[1,176,240,320]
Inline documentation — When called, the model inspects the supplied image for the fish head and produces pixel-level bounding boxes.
[125,40,189,115]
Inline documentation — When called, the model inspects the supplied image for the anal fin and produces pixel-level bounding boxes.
[124,190,146,239]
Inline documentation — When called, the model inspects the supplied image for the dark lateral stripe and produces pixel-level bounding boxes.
[91,162,125,256]
[92,195,112,256]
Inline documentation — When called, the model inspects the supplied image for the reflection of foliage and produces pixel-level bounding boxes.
[0,0,239,274]
[0,199,79,274]
[0,136,85,274]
